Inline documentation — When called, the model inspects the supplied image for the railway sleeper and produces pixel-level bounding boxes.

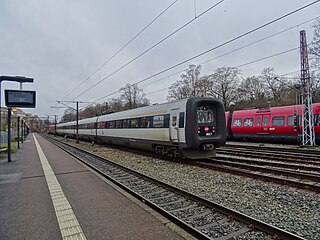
[195,216,230,230]
[169,203,199,213]
[180,210,216,221]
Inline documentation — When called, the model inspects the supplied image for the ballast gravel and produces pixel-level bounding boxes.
[63,139,320,240]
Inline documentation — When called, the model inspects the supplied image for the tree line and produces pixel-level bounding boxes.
[59,19,320,123]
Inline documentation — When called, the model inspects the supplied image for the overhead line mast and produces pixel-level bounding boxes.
[300,30,315,146]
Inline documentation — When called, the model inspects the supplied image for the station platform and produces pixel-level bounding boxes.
[0,133,185,240]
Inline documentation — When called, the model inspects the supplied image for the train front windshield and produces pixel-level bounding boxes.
[197,104,216,137]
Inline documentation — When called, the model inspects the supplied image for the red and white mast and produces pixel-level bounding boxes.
[300,30,315,145]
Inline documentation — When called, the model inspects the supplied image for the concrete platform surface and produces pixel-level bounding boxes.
[0,133,185,240]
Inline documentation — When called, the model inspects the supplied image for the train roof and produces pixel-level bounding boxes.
[97,98,189,122]
[232,102,320,117]
[56,97,222,126]
[57,98,195,126]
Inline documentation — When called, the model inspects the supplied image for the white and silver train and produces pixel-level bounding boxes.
[53,97,226,159]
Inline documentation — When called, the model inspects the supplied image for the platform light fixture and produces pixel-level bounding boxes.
[0,75,34,162]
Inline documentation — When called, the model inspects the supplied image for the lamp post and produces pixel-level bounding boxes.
[0,76,34,162]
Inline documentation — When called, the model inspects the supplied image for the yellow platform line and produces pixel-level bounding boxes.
[33,134,87,240]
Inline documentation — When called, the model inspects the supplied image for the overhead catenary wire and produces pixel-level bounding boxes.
[60,0,179,101]
[70,0,225,101]
[142,48,304,97]
[83,45,307,109]
[79,0,320,109]
[58,13,320,116]
[235,47,299,68]
[140,15,320,89]
[134,0,320,87]
[143,69,320,98]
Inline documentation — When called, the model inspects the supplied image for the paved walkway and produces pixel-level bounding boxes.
[0,133,186,240]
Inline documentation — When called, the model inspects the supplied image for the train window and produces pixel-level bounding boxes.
[263,117,269,126]
[256,117,261,126]
[314,114,320,126]
[141,117,151,128]
[164,114,170,128]
[272,116,284,126]
[288,116,296,126]
[116,120,122,128]
[233,119,242,127]
[98,122,105,129]
[131,118,139,128]
[109,121,115,129]
[244,118,253,127]
[179,112,184,128]
[197,105,215,125]
[153,115,164,128]
[123,119,130,128]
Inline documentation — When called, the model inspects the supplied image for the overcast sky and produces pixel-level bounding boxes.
[0,0,319,120]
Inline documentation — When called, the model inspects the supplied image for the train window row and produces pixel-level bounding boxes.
[58,113,186,130]
[233,115,302,127]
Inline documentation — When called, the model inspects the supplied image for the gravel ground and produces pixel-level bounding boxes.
[63,138,320,240]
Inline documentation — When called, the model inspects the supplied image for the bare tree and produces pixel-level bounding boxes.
[238,76,266,101]
[119,83,149,110]
[310,18,320,63]
[309,19,320,102]
[167,80,191,101]
[181,64,201,96]
[108,98,124,112]
[234,76,268,108]
[260,68,281,106]
[167,64,203,101]
[79,105,95,119]
[196,76,213,97]
[60,108,76,123]
[209,66,241,109]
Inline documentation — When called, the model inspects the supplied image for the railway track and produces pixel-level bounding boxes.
[187,158,320,193]
[45,135,306,240]
[220,144,320,163]
[205,145,320,192]
[50,134,320,192]
[217,148,320,166]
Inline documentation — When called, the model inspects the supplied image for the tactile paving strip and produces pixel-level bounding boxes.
[33,135,87,240]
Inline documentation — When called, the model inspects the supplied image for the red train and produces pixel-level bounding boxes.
[225,103,320,143]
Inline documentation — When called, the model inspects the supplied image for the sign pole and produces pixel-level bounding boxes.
[7,108,11,162]
[17,116,20,149]
[21,119,24,144]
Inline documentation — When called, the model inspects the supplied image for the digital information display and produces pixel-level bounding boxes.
[5,90,36,108]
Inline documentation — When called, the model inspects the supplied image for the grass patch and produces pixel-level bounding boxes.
[1,142,17,153]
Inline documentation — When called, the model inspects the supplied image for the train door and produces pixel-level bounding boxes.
[170,109,179,143]
[256,113,270,135]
